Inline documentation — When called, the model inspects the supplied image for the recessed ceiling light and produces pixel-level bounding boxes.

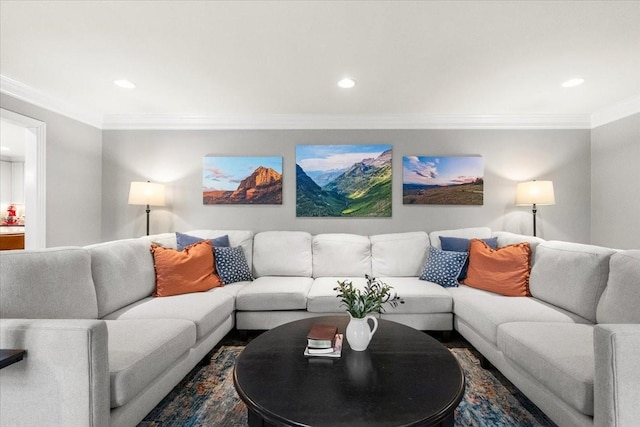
[338,78,356,89]
[561,78,584,88]
[114,79,136,89]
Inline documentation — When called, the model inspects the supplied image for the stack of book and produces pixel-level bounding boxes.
[304,323,343,358]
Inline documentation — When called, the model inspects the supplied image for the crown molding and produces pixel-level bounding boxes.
[0,75,103,129]
[5,75,637,130]
[591,96,640,128]
[102,113,592,130]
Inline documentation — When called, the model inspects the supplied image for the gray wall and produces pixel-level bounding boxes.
[591,113,640,249]
[7,92,638,249]
[102,128,591,243]
[0,94,103,246]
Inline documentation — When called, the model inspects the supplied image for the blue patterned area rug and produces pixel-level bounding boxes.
[139,345,556,427]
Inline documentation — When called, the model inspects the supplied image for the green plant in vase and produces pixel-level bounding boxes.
[334,274,403,318]
[334,274,403,351]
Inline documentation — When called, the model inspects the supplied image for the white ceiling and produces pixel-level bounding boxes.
[1,1,639,129]
[0,119,26,161]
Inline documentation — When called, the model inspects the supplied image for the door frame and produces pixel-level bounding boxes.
[1,108,46,249]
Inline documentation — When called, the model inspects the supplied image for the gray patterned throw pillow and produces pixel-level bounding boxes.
[214,246,254,284]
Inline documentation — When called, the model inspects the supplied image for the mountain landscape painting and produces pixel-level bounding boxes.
[296,145,392,217]
[403,156,484,205]
[203,156,282,204]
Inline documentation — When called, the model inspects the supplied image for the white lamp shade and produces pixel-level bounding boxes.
[515,180,555,206]
[128,181,166,206]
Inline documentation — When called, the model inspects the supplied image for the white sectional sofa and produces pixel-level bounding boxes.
[1,227,638,427]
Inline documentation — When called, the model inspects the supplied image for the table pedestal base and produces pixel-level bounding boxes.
[246,408,454,427]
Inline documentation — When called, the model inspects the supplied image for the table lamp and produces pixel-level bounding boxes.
[515,180,555,237]
[128,181,166,235]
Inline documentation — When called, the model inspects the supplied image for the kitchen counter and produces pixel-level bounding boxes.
[0,227,25,250]
[0,226,25,234]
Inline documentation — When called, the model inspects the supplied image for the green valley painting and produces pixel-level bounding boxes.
[203,156,282,204]
[296,145,392,217]
[403,156,484,205]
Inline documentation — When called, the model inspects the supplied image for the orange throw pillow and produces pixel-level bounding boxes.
[463,239,532,296]
[151,240,222,297]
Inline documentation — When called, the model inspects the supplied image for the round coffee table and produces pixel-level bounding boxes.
[234,316,464,427]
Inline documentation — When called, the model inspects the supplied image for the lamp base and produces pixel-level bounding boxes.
[145,205,150,236]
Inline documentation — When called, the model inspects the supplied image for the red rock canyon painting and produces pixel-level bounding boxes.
[203,156,283,204]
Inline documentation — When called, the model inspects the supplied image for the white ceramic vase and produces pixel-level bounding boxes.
[345,313,378,351]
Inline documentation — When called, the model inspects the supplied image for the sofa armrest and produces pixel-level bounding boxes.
[594,324,640,427]
[0,319,110,427]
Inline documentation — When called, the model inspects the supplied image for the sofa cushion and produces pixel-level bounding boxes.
[88,239,156,318]
[447,284,502,297]
[235,277,313,311]
[419,246,468,288]
[106,319,196,408]
[141,232,177,248]
[452,294,591,345]
[151,241,222,297]
[176,231,229,251]
[253,231,312,277]
[307,277,367,313]
[312,233,371,278]
[376,277,453,314]
[429,227,492,249]
[215,281,248,298]
[370,232,429,277]
[307,276,453,315]
[530,241,616,322]
[0,247,98,319]
[498,322,595,416]
[463,240,531,296]
[214,246,254,284]
[102,289,234,341]
[596,250,640,324]
[491,231,545,261]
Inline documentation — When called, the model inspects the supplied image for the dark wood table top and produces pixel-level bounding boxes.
[0,349,26,369]
[234,316,464,427]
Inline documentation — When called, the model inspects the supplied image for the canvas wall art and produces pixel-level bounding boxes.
[203,156,283,204]
[296,144,392,217]
[403,156,484,205]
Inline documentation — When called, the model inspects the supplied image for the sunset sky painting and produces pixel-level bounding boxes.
[403,156,484,205]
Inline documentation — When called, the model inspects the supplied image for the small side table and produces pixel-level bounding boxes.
[0,349,26,369]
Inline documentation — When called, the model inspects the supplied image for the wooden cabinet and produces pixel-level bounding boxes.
[0,233,24,250]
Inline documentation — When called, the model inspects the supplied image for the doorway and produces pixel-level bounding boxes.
[0,109,46,249]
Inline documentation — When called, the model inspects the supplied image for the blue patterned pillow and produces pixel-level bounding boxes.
[214,246,253,284]
[440,236,498,280]
[176,232,230,251]
[419,246,468,288]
